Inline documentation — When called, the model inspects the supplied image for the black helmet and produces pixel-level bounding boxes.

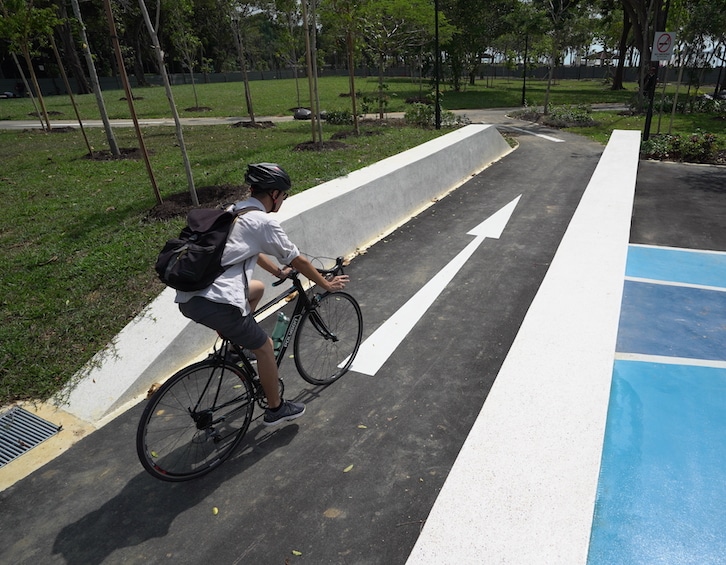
[245,163,291,192]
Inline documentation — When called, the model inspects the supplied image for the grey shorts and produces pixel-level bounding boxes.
[178,297,267,350]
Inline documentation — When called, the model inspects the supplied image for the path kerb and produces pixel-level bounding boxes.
[406,129,642,564]
[48,124,513,428]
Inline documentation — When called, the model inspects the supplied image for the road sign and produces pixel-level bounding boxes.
[652,32,676,61]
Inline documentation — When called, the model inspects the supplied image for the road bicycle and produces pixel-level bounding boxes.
[136,257,363,481]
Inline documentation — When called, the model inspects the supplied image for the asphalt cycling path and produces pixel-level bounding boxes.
[0,124,606,564]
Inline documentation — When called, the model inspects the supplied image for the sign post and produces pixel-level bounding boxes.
[644,32,676,141]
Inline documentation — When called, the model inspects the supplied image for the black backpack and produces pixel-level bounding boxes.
[155,207,254,291]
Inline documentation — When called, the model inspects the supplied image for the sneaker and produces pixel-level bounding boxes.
[263,400,306,427]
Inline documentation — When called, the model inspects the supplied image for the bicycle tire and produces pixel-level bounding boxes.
[293,291,363,385]
[136,359,255,481]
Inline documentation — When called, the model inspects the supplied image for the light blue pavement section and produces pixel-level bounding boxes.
[589,245,726,564]
[588,361,726,565]
[626,244,726,288]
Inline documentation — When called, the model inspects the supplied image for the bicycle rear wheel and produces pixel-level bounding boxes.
[136,360,255,481]
[294,291,363,385]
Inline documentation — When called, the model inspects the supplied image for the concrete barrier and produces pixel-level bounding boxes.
[55,124,513,426]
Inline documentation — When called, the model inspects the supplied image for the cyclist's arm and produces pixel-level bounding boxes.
[256,253,288,279]
[290,255,348,292]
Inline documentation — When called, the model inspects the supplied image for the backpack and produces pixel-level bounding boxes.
[155,206,254,291]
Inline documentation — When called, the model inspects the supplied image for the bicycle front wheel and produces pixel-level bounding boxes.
[136,360,255,481]
[294,291,363,385]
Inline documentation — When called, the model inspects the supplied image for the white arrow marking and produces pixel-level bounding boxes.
[351,195,522,376]
[504,126,565,143]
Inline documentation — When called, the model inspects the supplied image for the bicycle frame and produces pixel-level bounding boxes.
[250,256,346,367]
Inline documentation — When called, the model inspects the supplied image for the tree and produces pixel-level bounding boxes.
[69,0,121,156]
[620,0,668,104]
[361,0,442,118]
[321,0,367,134]
[532,0,590,113]
[275,0,304,107]
[138,0,198,205]
[52,0,91,94]
[497,0,548,105]
[165,0,204,109]
[0,0,60,131]
[442,0,516,90]
[228,0,257,124]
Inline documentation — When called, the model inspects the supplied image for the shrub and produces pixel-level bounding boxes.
[542,104,596,127]
[641,130,718,163]
[403,103,469,128]
[325,109,354,125]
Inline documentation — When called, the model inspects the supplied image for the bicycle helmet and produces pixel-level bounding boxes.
[245,163,292,192]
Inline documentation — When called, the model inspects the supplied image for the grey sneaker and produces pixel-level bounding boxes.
[263,400,306,427]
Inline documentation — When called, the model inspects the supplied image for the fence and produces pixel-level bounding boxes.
[1,65,722,99]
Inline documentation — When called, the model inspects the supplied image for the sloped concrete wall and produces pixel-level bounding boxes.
[57,124,513,425]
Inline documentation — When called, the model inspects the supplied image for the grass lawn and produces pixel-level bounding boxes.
[1,74,723,406]
[0,117,450,405]
[0,75,645,121]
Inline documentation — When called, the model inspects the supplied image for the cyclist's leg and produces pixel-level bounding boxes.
[179,297,288,412]
[248,279,265,312]
[251,337,281,408]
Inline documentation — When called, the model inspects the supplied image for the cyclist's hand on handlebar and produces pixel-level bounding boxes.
[277,266,293,279]
[324,274,349,292]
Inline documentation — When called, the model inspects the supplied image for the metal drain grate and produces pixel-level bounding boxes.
[0,407,62,467]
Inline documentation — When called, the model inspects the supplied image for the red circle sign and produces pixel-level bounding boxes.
[657,33,672,53]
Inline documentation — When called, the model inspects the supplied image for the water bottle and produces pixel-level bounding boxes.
[271,312,289,355]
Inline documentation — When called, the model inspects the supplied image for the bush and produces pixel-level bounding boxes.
[325,109,354,125]
[543,104,596,127]
[403,103,469,128]
[641,130,719,163]
[631,93,726,116]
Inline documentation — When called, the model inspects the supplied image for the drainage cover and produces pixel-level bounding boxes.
[0,407,62,467]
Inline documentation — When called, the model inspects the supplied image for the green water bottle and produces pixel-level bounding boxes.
[271,312,289,355]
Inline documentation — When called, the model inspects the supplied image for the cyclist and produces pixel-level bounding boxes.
[176,162,349,426]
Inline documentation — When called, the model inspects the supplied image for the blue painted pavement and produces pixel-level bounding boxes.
[588,245,726,564]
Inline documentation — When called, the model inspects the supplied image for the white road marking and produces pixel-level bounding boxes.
[351,195,521,376]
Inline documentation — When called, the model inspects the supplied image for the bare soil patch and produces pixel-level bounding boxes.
[147,184,249,221]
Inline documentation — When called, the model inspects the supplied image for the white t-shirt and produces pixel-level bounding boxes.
[175,197,300,315]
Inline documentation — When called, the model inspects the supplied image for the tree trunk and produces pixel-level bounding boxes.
[346,30,359,135]
[22,44,52,131]
[611,10,631,90]
[131,23,150,86]
[54,1,91,94]
[69,0,120,156]
[138,0,198,206]
[377,53,385,119]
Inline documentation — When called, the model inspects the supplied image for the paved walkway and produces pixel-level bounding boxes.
[1,112,724,564]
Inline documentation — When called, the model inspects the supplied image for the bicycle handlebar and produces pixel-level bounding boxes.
[271,256,346,288]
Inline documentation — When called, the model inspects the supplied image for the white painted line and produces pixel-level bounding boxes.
[351,196,521,376]
[406,130,641,564]
[614,352,726,369]
[625,276,726,292]
[504,125,566,142]
[629,243,726,256]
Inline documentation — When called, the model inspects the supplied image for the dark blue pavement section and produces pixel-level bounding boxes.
[617,279,726,361]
